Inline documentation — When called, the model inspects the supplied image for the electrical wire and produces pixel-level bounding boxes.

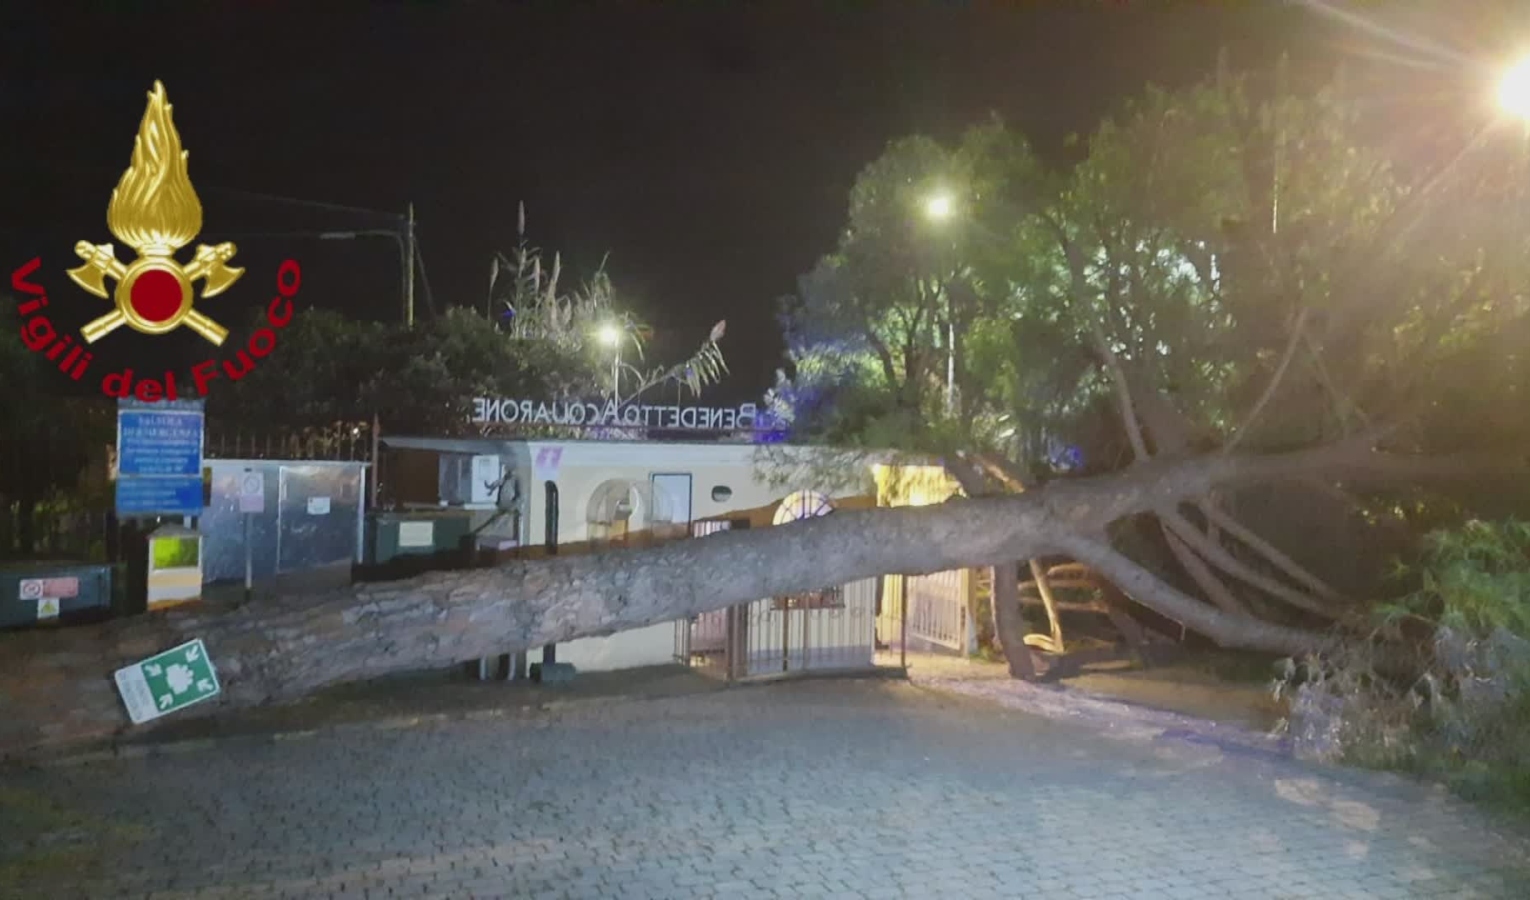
[7,160,403,222]
[197,183,404,222]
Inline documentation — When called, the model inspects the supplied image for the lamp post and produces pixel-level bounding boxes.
[922,190,958,415]
[321,204,415,328]
[598,322,623,401]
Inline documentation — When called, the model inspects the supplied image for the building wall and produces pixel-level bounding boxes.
[505,441,875,672]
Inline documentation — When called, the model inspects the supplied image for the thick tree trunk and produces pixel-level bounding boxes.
[0,440,1515,758]
[990,562,1036,679]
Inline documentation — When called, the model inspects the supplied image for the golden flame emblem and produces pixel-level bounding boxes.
[67,81,242,345]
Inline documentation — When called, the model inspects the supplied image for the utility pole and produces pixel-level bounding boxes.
[404,202,417,329]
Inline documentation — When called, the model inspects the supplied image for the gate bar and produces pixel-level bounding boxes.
[900,574,908,670]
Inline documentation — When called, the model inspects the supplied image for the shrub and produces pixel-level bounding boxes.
[1274,520,1530,808]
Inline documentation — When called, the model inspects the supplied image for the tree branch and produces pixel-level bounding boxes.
[1197,500,1347,604]
[1051,533,1335,657]
[1090,323,1151,460]
[1027,558,1066,652]
[973,452,1029,493]
[1225,307,1309,453]
[1160,523,1251,616]
[1159,509,1336,618]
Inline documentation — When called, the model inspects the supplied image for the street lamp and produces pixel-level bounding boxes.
[921,191,958,415]
[321,202,417,328]
[924,191,955,222]
[597,322,623,400]
[1500,57,1530,121]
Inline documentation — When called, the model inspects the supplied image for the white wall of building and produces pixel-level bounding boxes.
[499,441,872,672]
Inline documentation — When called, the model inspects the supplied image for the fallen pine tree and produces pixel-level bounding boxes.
[0,436,1518,759]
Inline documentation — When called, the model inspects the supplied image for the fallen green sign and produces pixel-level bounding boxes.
[113,638,221,725]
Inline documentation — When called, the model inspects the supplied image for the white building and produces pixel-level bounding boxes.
[378,435,888,675]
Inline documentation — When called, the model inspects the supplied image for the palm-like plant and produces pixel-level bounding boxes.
[489,202,728,405]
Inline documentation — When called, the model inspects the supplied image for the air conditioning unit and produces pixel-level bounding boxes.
[438,454,502,507]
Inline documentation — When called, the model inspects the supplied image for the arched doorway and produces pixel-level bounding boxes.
[587,479,639,547]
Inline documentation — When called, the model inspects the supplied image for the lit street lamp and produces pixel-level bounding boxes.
[924,191,955,222]
[598,322,623,400]
[922,191,958,414]
[1500,57,1530,121]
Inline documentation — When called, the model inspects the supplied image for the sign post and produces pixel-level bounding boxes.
[113,638,221,725]
[238,469,264,602]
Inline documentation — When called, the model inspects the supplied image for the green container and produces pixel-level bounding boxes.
[0,561,114,631]
[365,511,474,565]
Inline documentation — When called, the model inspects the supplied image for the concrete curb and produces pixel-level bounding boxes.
[908,673,1292,761]
[28,670,903,770]
[30,679,739,769]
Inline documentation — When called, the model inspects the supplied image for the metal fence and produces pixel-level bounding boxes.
[0,430,114,562]
[0,419,377,563]
[204,419,375,462]
[676,580,881,681]
[676,519,885,680]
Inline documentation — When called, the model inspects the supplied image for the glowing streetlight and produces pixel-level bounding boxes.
[597,322,623,400]
[924,191,955,222]
[918,191,959,413]
[1499,57,1530,121]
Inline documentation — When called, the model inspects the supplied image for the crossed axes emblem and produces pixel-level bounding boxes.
[69,240,242,346]
[66,80,244,347]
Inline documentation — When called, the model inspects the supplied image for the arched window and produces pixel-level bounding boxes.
[771,490,841,608]
[587,479,640,546]
[773,490,834,526]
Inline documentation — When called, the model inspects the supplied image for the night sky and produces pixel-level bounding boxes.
[0,2,1510,404]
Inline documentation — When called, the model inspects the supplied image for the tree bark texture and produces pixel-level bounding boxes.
[990,562,1037,679]
[0,440,1517,759]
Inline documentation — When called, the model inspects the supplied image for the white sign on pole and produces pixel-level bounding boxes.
[239,470,265,514]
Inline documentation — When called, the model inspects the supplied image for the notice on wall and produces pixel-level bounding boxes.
[19,577,78,600]
[239,470,265,514]
[398,521,435,548]
[307,496,330,516]
[36,597,60,620]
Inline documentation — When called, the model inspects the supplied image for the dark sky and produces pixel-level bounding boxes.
[0,1,1476,404]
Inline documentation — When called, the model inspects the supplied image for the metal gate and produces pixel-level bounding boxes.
[276,465,363,574]
[677,519,734,678]
[675,514,881,680]
[876,569,974,653]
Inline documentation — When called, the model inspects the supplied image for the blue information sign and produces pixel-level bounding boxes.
[118,411,203,478]
[116,403,205,517]
[115,477,205,516]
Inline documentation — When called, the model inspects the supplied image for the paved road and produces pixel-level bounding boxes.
[2,679,1528,899]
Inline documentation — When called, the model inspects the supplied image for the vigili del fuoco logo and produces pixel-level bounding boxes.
[9,81,302,401]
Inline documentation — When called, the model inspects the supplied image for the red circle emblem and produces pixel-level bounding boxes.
[129,269,183,323]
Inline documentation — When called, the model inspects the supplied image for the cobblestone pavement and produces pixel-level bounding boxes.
[3,679,1529,899]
